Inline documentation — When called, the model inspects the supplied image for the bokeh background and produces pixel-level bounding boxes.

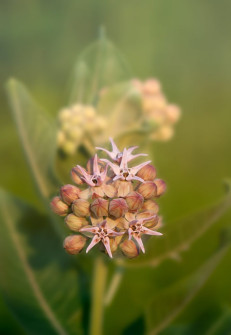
[0,0,231,334]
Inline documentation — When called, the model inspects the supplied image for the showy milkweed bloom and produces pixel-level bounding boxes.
[51,139,165,258]
[132,78,181,141]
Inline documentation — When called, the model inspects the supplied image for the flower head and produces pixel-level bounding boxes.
[77,154,107,187]
[101,148,151,182]
[96,138,148,163]
[51,138,165,259]
[128,216,162,253]
[80,220,124,258]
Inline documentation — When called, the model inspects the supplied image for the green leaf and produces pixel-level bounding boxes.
[145,241,231,335]
[6,79,58,200]
[0,189,83,335]
[69,28,131,105]
[205,306,231,335]
[118,181,231,268]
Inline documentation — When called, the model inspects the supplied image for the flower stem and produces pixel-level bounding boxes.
[89,256,108,335]
[104,266,124,307]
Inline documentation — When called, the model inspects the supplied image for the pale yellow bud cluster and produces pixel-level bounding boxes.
[57,104,107,154]
[133,78,181,141]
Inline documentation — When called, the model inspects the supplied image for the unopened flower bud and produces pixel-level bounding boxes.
[142,199,159,213]
[50,196,69,216]
[137,182,157,199]
[151,126,174,141]
[165,104,181,124]
[60,184,80,205]
[154,179,167,196]
[71,167,84,185]
[72,199,90,217]
[91,198,109,217]
[65,214,88,231]
[125,192,144,212]
[143,79,161,95]
[136,164,156,181]
[63,235,86,255]
[143,214,159,228]
[120,240,139,258]
[109,198,128,218]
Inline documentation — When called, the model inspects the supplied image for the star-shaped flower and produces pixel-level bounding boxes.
[101,148,151,183]
[77,154,107,187]
[80,220,124,258]
[127,216,162,253]
[96,138,147,163]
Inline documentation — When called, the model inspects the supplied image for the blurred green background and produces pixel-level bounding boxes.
[0,0,231,334]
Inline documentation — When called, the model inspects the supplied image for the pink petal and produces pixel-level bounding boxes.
[127,153,148,162]
[101,159,120,175]
[128,227,133,240]
[93,154,100,175]
[126,175,144,183]
[80,226,99,234]
[109,137,120,155]
[142,227,163,236]
[107,229,124,237]
[133,235,145,253]
[120,148,129,170]
[86,235,101,253]
[95,147,116,160]
[103,237,113,258]
[130,160,152,175]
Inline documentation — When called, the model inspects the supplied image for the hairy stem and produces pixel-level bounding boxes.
[89,256,108,335]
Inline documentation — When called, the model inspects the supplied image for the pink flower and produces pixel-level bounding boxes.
[80,220,124,258]
[77,154,107,187]
[96,138,147,163]
[127,216,162,253]
[101,148,151,183]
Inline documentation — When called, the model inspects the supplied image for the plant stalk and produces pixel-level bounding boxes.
[89,256,107,335]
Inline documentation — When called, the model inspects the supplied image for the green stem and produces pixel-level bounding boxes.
[89,256,108,335]
[104,266,124,307]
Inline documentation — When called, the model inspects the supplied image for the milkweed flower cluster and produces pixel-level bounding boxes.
[132,78,181,141]
[51,139,166,258]
[57,104,107,154]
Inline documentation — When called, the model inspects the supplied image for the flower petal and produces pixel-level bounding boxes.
[103,236,113,258]
[86,235,101,253]
[142,227,163,236]
[130,161,152,175]
[133,235,145,253]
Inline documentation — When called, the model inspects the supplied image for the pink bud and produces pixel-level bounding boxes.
[136,164,156,181]
[60,184,80,205]
[154,179,167,196]
[91,198,109,217]
[143,214,159,228]
[109,198,128,219]
[120,240,139,258]
[137,182,157,199]
[125,192,144,212]
[63,235,87,255]
[65,214,88,232]
[50,196,69,216]
[142,200,159,213]
[72,199,90,217]
[71,167,84,185]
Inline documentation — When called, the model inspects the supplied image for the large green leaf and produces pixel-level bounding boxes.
[118,181,231,268]
[69,29,131,105]
[0,189,83,335]
[145,240,231,335]
[6,79,58,200]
